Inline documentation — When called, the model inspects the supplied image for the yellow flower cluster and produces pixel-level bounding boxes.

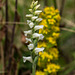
[44,63,60,73]
[36,71,46,75]
[36,7,61,75]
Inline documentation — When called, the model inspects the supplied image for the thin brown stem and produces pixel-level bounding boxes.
[4,0,9,74]
[7,0,18,75]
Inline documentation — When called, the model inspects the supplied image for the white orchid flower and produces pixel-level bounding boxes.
[34,25,44,31]
[29,22,34,28]
[35,10,42,15]
[33,33,44,40]
[24,30,32,36]
[25,38,32,43]
[32,33,40,38]
[39,34,44,40]
[36,18,42,22]
[26,14,33,17]
[34,47,44,54]
[32,16,38,21]
[23,56,32,63]
[28,44,34,50]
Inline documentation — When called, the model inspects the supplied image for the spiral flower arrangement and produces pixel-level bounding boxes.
[23,1,44,75]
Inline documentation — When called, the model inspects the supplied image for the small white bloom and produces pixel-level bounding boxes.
[32,16,38,21]
[28,44,34,50]
[33,33,40,38]
[27,20,31,24]
[36,18,42,22]
[39,34,44,40]
[29,22,34,28]
[33,33,44,40]
[34,1,38,6]
[23,56,32,63]
[34,47,44,54]
[25,38,32,43]
[26,14,33,17]
[35,4,40,10]
[29,9,33,13]
[24,30,32,36]
[35,10,42,15]
[34,25,44,31]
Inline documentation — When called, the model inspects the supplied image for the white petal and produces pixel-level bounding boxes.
[23,56,32,63]
[34,25,44,31]
[25,38,32,43]
[32,33,44,40]
[29,9,33,13]
[27,20,31,24]
[34,47,44,54]
[26,14,33,17]
[24,30,32,36]
[28,44,34,50]
[32,16,38,21]
[35,4,40,10]
[39,34,44,40]
[31,1,35,8]
[34,1,38,6]
[36,18,42,22]
[35,10,42,15]
[29,22,34,28]
[32,33,40,38]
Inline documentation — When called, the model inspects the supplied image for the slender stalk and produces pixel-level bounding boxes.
[32,62,36,75]
[53,0,57,9]
[60,0,65,16]
[4,0,8,72]
[7,0,18,75]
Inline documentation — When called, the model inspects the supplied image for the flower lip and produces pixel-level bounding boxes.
[24,30,32,36]
[35,10,42,15]
[25,38,32,43]
[34,25,44,31]
[23,56,32,63]
[32,16,38,21]
[34,47,44,54]
[32,33,44,40]
[26,14,33,17]
[36,18,42,22]
[29,22,34,28]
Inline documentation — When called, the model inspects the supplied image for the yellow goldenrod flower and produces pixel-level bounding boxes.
[36,6,61,75]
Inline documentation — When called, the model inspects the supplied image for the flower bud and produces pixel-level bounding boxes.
[35,4,40,10]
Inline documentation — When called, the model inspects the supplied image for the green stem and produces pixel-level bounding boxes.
[32,62,36,75]
[53,0,57,9]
